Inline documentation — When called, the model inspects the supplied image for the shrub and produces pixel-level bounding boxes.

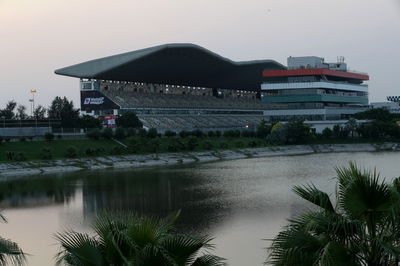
[65,146,78,158]
[85,148,99,156]
[256,120,271,138]
[191,129,204,138]
[40,147,53,160]
[167,138,185,152]
[19,137,26,142]
[248,140,259,147]
[234,140,244,148]
[110,146,126,155]
[5,138,10,142]
[219,142,229,149]
[101,128,113,139]
[0,136,3,143]
[125,128,136,137]
[44,132,55,141]
[114,128,126,139]
[322,127,333,139]
[57,134,62,139]
[223,130,240,138]
[5,151,15,160]
[147,128,158,139]
[215,131,222,137]
[138,128,147,138]
[179,130,190,138]
[147,139,160,153]
[115,112,143,128]
[241,130,256,138]
[201,141,213,150]
[207,131,215,137]
[87,129,101,140]
[127,136,144,153]
[185,136,198,151]
[14,152,27,161]
[28,136,33,141]
[164,130,176,137]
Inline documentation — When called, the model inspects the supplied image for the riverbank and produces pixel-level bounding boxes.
[1,142,399,178]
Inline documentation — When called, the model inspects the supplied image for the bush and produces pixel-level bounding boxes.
[40,147,53,160]
[201,141,213,150]
[215,131,222,137]
[114,128,126,139]
[321,127,333,139]
[85,148,100,156]
[101,128,113,139]
[241,130,256,138]
[207,131,215,137]
[5,138,10,142]
[110,146,126,155]
[5,151,15,160]
[0,136,3,143]
[14,152,27,161]
[223,130,240,138]
[19,137,26,142]
[57,134,62,139]
[167,138,185,152]
[125,128,136,137]
[147,128,158,139]
[219,142,229,149]
[234,140,244,148]
[147,139,161,153]
[28,136,33,141]
[44,132,55,141]
[179,130,190,138]
[138,128,147,138]
[256,120,271,138]
[65,146,78,158]
[87,129,101,140]
[191,129,204,138]
[248,140,260,147]
[164,130,176,137]
[115,112,143,128]
[185,137,198,151]
[127,136,145,153]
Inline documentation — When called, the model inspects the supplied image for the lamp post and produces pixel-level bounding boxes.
[30,89,37,117]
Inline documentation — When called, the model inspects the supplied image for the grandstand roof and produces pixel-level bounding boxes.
[55,43,285,91]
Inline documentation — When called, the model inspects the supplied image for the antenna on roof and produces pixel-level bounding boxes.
[337,56,345,63]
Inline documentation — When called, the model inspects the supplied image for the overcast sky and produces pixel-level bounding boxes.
[1,0,399,109]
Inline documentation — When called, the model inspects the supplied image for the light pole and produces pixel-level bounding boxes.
[30,89,36,117]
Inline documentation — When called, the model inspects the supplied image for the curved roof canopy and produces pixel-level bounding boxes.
[55,43,285,91]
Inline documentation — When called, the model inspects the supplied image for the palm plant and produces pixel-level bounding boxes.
[55,211,225,266]
[267,162,400,266]
[0,213,26,265]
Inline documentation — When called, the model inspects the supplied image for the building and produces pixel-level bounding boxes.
[261,56,369,121]
[55,43,284,131]
[55,44,370,132]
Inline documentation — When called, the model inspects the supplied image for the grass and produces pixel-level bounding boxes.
[0,139,121,162]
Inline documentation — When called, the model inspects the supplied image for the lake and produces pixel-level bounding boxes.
[1,151,399,265]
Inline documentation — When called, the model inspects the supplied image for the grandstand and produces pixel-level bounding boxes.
[55,43,285,131]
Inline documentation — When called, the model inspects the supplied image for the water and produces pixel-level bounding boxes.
[1,151,400,266]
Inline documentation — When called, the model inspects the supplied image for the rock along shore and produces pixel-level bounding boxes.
[1,143,399,178]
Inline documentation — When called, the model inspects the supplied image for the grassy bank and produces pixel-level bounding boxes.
[0,137,267,163]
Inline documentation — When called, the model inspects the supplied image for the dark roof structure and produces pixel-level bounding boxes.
[55,43,285,91]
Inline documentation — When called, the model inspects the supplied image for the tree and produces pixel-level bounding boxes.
[0,101,17,119]
[0,213,25,265]
[345,118,358,137]
[353,107,397,122]
[256,120,271,138]
[115,112,143,128]
[55,211,225,266]
[268,162,400,265]
[78,115,102,129]
[48,96,80,128]
[33,105,47,119]
[16,105,28,120]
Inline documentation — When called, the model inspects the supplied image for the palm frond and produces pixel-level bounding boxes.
[191,254,226,266]
[0,237,26,266]
[293,184,335,213]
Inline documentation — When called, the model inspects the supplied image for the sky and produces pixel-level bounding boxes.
[0,0,399,110]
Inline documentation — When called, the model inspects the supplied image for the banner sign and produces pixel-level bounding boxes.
[80,90,120,112]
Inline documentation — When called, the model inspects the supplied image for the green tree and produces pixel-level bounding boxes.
[48,97,80,128]
[78,115,102,129]
[256,120,271,138]
[0,101,17,119]
[33,105,47,119]
[55,211,225,266]
[115,112,143,128]
[268,162,400,265]
[16,105,28,120]
[0,213,25,265]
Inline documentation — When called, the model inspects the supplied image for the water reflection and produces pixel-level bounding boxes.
[0,152,399,266]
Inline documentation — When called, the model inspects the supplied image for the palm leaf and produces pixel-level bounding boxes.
[293,184,335,213]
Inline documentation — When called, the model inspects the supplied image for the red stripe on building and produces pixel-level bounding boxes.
[262,68,369,80]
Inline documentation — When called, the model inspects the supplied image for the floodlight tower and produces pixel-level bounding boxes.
[30,89,37,116]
